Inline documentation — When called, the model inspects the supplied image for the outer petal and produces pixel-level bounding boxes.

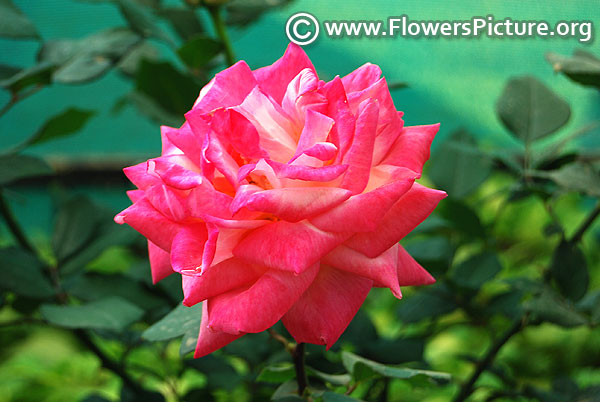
[192,61,257,113]
[170,225,209,273]
[340,98,379,194]
[182,258,267,306]
[341,63,382,94]
[253,43,316,104]
[345,183,447,258]
[232,186,352,222]
[207,263,319,334]
[282,266,372,348]
[114,197,180,251]
[309,175,416,233]
[322,77,355,163]
[397,245,436,286]
[381,124,440,176]
[194,303,243,358]
[123,162,159,190]
[148,241,173,284]
[233,220,350,273]
[323,244,401,298]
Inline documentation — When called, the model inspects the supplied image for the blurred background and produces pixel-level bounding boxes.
[0,0,599,401]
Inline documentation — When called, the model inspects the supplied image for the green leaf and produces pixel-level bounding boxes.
[123,91,183,127]
[186,355,241,391]
[116,41,159,76]
[135,60,200,116]
[546,50,600,90]
[308,368,351,386]
[364,337,425,365]
[38,28,141,84]
[68,273,166,310]
[0,0,39,39]
[27,108,95,147]
[143,302,202,342]
[451,252,503,291]
[437,198,486,238]
[271,380,303,401]
[41,297,144,331]
[496,76,571,144]
[550,240,589,301]
[428,130,492,198]
[0,62,54,93]
[397,284,457,323]
[177,35,222,70]
[486,290,524,319]
[257,365,295,383]
[0,154,52,186]
[117,0,173,45]
[524,287,588,328]
[158,7,204,41]
[0,247,54,299]
[52,196,101,262]
[0,64,21,81]
[322,392,364,402]
[341,352,450,384]
[547,163,600,197]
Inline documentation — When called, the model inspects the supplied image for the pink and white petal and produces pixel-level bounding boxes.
[341,63,382,94]
[148,241,173,284]
[207,108,269,160]
[253,43,316,104]
[192,61,257,113]
[310,176,416,233]
[300,142,338,162]
[182,258,266,306]
[124,162,159,190]
[267,159,348,183]
[160,125,183,156]
[293,109,335,159]
[364,165,417,193]
[234,187,352,222]
[345,183,447,258]
[340,99,380,194]
[323,244,401,298]
[203,130,240,187]
[282,266,372,348]
[127,190,144,203]
[233,87,297,161]
[144,184,190,222]
[164,122,206,171]
[397,245,436,286]
[148,158,204,190]
[114,197,180,251]
[380,124,440,176]
[233,220,350,273]
[322,77,355,162]
[194,302,243,358]
[186,182,234,219]
[372,111,404,165]
[207,263,319,334]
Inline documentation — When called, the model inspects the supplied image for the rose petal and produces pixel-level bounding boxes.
[397,245,436,286]
[148,241,173,284]
[207,263,319,334]
[345,183,447,257]
[194,302,243,358]
[322,77,355,163]
[233,220,350,273]
[341,63,382,94]
[282,266,372,348]
[182,258,267,306]
[380,124,440,176]
[253,43,316,104]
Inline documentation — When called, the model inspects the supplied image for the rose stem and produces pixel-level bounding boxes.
[292,342,308,396]
[207,5,236,67]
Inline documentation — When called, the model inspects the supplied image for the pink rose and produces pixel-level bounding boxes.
[115,44,446,357]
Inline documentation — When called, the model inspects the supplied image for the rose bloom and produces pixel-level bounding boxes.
[115,44,446,358]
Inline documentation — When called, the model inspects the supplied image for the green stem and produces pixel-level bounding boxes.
[569,200,600,244]
[0,190,36,254]
[207,5,236,67]
[292,342,308,396]
[452,314,528,402]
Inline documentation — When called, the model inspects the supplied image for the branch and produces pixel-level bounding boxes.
[0,190,36,254]
[452,314,528,402]
[569,200,600,244]
[207,5,236,67]
[292,342,308,396]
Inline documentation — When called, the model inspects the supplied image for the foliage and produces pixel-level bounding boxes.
[1,1,599,401]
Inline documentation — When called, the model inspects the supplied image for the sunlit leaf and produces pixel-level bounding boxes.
[496,76,571,144]
[257,365,295,384]
[41,297,144,331]
[546,163,600,197]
